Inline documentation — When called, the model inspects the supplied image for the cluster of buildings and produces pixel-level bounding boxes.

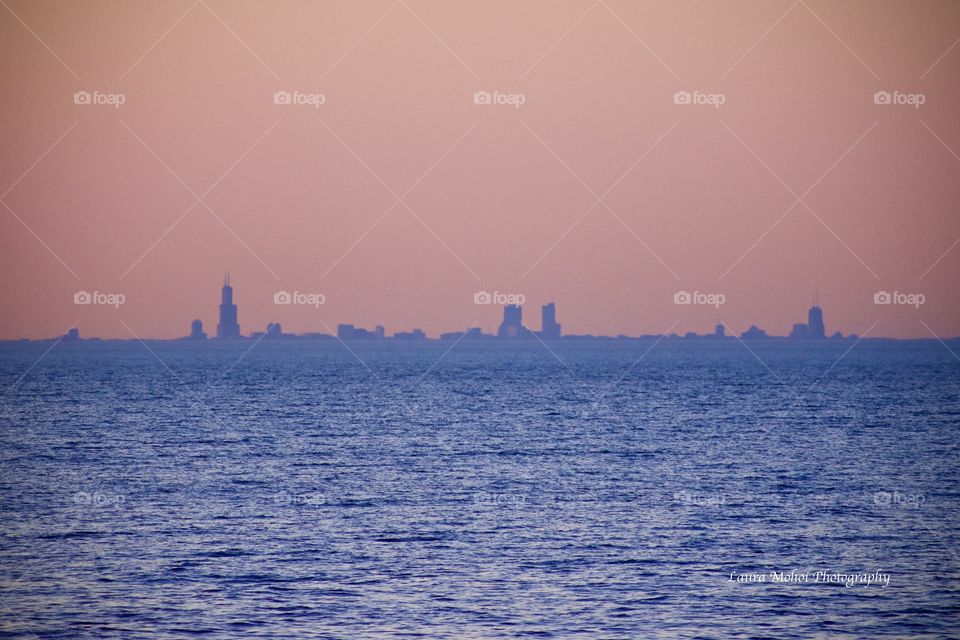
[493,302,561,339]
[169,278,845,343]
[435,303,561,341]
[732,296,845,341]
[184,277,567,341]
[55,283,845,342]
[54,277,847,342]
[789,294,826,339]
[183,278,566,342]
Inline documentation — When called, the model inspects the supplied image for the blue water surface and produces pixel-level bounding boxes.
[0,339,958,638]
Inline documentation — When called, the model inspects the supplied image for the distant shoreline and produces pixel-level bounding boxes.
[2,336,957,344]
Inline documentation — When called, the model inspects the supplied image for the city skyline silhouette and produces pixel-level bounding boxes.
[1,3,958,341]
[17,276,949,343]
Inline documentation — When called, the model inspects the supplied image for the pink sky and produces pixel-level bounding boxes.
[1,0,959,339]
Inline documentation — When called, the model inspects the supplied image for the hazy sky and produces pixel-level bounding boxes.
[1,0,959,339]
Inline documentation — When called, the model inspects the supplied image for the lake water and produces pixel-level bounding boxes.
[0,339,958,638]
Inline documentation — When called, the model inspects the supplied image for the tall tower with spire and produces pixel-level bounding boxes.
[216,272,241,339]
[807,289,825,339]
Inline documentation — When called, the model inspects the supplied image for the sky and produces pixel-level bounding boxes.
[1,0,959,340]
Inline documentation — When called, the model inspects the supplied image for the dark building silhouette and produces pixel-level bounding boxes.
[788,292,826,339]
[741,325,768,339]
[189,319,207,340]
[789,323,808,339]
[497,304,531,338]
[539,302,561,339]
[394,329,426,340]
[498,304,521,337]
[715,323,725,338]
[807,304,825,339]
[440,327,491,340]
[250,323,292,340]
[62,328,80,342]
[216,273,241,339]
[337,323,384,340]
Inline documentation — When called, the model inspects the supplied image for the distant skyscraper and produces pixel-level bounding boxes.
[790,292,826,339]
[807,293,825,339]
[189,319,207,340]
[216,273,241,339]
[498,304,527,338]
[540,302,561,339]
[714,323,725,338]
